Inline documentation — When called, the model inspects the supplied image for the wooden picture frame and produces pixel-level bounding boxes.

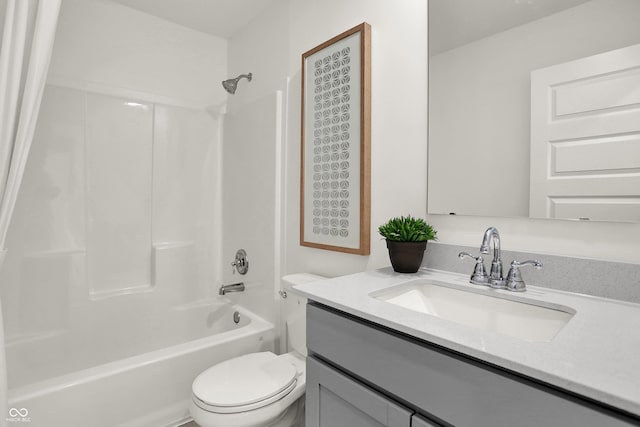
[300,23,371,255]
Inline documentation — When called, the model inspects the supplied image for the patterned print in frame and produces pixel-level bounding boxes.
[301,23,370,255]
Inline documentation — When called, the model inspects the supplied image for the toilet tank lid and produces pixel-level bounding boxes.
[282,273,327,291]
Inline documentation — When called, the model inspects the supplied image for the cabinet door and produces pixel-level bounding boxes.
[306,356,412,427]
[412,414,441,427]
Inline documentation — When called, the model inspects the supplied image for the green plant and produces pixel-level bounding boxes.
[378,215,437,242]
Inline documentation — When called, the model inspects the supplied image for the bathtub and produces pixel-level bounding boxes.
[6,302,275,427]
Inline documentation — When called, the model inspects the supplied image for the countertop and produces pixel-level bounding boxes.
[294,268,640,417]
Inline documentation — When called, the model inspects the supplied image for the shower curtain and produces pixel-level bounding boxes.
[0,0,61,423]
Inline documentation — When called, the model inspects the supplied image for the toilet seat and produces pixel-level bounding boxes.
[192,352,299,415]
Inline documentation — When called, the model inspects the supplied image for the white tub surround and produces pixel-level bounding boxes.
[295,268,640,419]
[1,84,220,389]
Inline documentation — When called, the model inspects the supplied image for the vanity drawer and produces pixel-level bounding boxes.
[307,302,639,427]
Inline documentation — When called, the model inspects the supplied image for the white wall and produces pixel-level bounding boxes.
[229,0,429,280]
[49,0,228,109]
[227,0,640,295]
[428,0,640,265]
[429,0,640,218]
[224,0,289,114]
[287,0,428,277]
[222,1,289,327]
[220,92,283,324]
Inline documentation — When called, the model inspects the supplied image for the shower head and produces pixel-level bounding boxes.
[222,73,252,94]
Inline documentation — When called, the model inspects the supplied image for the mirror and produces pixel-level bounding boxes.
[428,0,640,221]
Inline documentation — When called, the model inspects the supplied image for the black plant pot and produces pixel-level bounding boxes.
[386,240,427,273]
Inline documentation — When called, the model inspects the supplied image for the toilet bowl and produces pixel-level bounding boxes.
[189,273,325,427]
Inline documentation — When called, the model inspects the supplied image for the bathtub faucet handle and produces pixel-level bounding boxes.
[230,249,249,275]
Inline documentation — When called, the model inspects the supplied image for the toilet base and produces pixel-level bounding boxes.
[190,395,304,427]
[276,397,304,427]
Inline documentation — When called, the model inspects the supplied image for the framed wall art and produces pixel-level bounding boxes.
[300,23,371,255]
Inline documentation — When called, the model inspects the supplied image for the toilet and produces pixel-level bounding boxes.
[189,273,325,427]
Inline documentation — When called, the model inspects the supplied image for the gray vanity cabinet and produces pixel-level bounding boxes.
[411,415,440,427]
[306,302,640,427]
[306,356,414,427]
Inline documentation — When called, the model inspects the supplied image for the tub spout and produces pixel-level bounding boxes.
[219,282,245,296]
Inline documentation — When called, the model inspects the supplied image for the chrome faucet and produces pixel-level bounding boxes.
[480,227,506,288]
[219,282,245,295]
[460,227,543,292]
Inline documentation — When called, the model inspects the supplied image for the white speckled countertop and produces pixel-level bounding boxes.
[294,268,640,417]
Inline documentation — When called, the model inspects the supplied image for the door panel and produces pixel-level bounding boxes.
[530,43,640,221]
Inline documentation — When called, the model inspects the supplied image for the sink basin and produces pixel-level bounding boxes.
[371,280,575,342]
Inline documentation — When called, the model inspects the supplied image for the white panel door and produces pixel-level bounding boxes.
[530,43,640,221]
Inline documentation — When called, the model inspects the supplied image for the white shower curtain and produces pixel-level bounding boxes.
[0,0,61,423]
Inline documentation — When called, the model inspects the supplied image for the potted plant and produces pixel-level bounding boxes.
[378,216,437,273]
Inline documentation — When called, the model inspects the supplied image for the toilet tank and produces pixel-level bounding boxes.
[281,273,326,356]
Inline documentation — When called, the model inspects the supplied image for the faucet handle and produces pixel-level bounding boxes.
[505,260,542,292]
[458,252,489,286]
[230,249,249,275]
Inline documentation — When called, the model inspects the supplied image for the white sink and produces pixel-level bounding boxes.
[371,280,575,342]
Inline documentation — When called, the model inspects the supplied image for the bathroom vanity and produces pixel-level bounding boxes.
[296,269,640,427]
